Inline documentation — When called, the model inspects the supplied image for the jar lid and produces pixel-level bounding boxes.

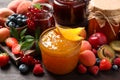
[91,0,120,10]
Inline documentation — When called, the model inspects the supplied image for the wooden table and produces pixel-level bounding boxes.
[0,0,120,80]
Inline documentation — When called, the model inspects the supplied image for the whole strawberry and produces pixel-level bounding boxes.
[33,64,44,75]
[0,53,9,67]
[99,59,112,71]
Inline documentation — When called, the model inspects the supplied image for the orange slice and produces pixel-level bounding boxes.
[56,25,86,41]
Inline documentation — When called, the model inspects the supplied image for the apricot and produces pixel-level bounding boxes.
[0,28,10,42]
[16,0,33,14]
[79,50,96,66]
[79,40,92,52]
[7,0,25,12]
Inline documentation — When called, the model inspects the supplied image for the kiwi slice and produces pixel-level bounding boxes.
[97,45,115,61]
[110,40,120,52]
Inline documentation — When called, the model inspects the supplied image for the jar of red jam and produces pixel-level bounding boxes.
[88,0,120,42]
[27,3,55,35]
[53,0,86,26]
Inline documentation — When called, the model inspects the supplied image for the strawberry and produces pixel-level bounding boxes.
[113,58,120,66]
[33,64,44,75]
[5,37,18,48]
[12,44,22,55]
[78,64,87,74]
[88,66,99,75]
[0,53,9,67]
[99,59,112,71]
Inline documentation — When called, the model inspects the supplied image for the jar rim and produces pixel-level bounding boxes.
[39,27,81,57]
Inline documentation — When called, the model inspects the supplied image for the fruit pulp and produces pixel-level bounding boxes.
[39,27,81,75]
[53,0,86,26]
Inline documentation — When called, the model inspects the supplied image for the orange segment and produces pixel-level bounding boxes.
[56,25,86,41]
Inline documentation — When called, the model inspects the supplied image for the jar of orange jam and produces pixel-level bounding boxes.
[39,27,81,75]
[88,0,120,42]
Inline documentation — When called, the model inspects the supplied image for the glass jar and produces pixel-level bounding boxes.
[88,0,120,42]
[39,27,81,75]
[53,0,86,26]
[27,3,55,35]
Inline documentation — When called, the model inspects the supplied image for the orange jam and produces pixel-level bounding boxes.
[39,27,81,75]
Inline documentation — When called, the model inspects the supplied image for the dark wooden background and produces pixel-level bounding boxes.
[0,0,120,80]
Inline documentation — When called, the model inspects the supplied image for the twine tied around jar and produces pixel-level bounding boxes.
[88,10,120,37]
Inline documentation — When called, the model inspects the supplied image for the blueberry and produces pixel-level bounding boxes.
[6,19,10,25]
[8,15,16,21]
[17,18,23,26]
[112,65,118,70]
[8,21,16,27]
[21,15,27,19]
[96,58,101,65]
[19,64,29,74]
[22,19,27,25]
[11,13,18,17]
[16,14,22,18]
[15,25,20,28]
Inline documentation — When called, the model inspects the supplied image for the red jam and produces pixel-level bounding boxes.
[26,3,55,35]
[53,0,86,26]
[34,12,55,32]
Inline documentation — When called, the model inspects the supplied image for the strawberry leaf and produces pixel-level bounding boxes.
[33,3,41,9]
[10,27,19,40]
[35,27,41,40]
[35,40,40,53]
[24,35,34,40]
[20,28,27,38]
[21,40,34,51]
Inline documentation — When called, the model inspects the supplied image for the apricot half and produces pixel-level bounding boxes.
[97,45,115,62]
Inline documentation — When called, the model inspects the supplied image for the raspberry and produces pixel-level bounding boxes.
[33,64,44,75]
[113,58,120,66]
[78,64,87,74]
[21,55,34,65]
[88,66,99,75]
